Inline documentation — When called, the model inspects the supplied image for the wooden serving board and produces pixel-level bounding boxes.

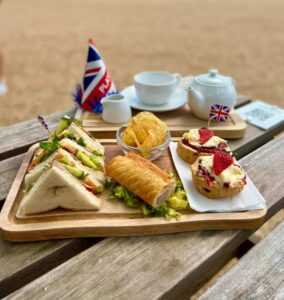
[76,76,247,139]
[78,108,246,139]
[0,142,266,242]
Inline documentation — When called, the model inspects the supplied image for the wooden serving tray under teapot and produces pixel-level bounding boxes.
[76,76,247,139]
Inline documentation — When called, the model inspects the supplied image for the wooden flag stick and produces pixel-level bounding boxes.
[228,113,236,125]
[38,115,52,138]
[207,118,211,128]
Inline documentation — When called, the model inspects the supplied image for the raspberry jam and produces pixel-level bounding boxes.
[198,165,215,186]
[182,139,228,154]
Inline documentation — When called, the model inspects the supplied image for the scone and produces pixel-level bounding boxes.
[190,151,246,199]
[177,128,230,164]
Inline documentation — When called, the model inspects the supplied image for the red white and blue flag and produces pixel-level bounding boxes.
[209,104,231,122]
[74,39,118,113]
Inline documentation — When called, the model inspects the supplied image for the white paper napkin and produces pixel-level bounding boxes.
[169,142,266,213]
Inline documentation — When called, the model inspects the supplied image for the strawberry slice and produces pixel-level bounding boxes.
[199,128,214,144]
[213,151,234,176]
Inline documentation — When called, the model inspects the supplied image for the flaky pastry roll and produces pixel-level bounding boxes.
[106,152,175,207]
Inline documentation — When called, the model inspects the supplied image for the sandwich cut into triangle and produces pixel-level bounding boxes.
[20,161,102,215]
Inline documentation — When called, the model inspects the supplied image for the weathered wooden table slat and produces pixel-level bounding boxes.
[0,154,25,204]
[0,238,96,298]
[199,220,284,300]
[0,109,75,160]
[5,134,284,300]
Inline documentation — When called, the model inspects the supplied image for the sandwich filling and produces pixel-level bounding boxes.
[59,138,104,171]
[25,150,105,195]
[29,117,104,171]
[59,123,104,156]
[182,128,229,154]
[55,150,105,193]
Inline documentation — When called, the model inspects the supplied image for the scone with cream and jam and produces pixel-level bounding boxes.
[177,128,230,164]
[190,151,246,199]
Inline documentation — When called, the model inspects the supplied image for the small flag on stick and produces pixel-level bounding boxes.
[207,104,231,128]
[38,115,52,137]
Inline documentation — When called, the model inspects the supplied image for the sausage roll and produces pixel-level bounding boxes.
[106,152,176,207]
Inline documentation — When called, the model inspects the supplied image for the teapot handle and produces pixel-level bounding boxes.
[231,78,237,86]
[173,73,182,87]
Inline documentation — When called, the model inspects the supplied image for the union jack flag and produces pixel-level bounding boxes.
[209,104,231,122]
[78,39,117,113]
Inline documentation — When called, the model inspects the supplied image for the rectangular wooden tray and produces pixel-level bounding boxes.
[76,76,247,139]
[0,141,266,242]
[77,108,247,139]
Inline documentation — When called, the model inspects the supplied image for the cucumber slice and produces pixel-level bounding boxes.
[76,150,98,170]
[54,116,71,136]
[63,164,86,179]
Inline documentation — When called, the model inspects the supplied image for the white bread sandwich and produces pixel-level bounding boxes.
[21,161,102,214]
[59,138,104,172]
[25,148,105,194]
[58,122,104,156]
[21,116,106,215]
[29,116,104,171]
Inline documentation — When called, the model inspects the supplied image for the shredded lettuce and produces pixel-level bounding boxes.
[167,171,189,209]
[109,185,140,208]
[167,192,188,209]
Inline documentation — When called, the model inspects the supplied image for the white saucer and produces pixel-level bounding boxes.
[121,85,187,112]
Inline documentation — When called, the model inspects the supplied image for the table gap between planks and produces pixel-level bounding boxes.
[199,220,284,300]
[0,93,283,299]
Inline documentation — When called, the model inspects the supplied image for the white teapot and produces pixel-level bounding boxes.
[187,69,237,120]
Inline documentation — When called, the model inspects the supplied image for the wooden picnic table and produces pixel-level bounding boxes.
[0,96,283,299]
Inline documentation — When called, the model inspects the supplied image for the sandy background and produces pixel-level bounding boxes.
[0,0,284,127]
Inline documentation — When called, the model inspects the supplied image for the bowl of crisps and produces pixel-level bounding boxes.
[116,112,171,161]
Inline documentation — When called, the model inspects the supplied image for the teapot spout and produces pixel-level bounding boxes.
[187,85,205,104]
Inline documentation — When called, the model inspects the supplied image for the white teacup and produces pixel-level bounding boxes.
[134,71,181,106]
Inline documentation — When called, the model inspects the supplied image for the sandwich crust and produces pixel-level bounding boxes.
[21,162,102,214]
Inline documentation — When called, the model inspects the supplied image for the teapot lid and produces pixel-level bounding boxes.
[195,69,232,86]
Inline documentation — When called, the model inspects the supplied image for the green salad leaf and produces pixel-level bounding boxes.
[109,185,141,208]
[77,137,86,147]
[38,136,59,161]
[39,139,58,152]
